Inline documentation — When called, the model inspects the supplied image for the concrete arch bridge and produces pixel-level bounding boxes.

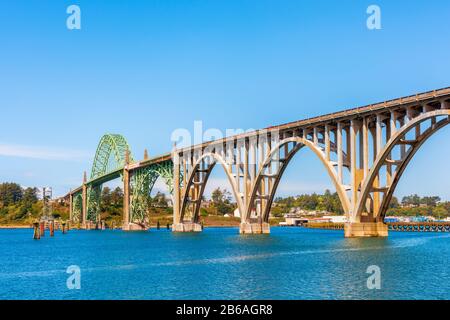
[68,87,450,237]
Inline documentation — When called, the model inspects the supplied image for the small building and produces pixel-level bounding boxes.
[285,217,309,226]
[307,217,333,224]
[234,208,257,219]
[322,215,348,223]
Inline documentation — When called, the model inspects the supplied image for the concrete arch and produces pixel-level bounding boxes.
[179,152,244,223]
[245,137,351,222]
[355,110,450,222]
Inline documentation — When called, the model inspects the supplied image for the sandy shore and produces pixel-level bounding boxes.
[0,225,32,229]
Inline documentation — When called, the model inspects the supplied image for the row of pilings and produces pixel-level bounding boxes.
[33,220,69,240]
[33,220,178,239]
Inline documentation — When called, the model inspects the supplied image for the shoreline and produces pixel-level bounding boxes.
[0,225,32,229]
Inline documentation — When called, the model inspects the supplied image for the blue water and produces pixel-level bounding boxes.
[0,227,449,300]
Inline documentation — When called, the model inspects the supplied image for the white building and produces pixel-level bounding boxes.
[234,208,257,219]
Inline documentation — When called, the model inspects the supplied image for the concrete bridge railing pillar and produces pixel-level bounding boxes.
[69,191,73,222]
[172,146,181,227]
[122,165,130,229]
[81,172,87,229]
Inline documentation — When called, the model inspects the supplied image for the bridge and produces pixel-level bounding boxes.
[67,87,450,237]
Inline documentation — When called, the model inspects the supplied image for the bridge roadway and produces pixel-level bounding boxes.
[67,87,450,237]
[70,153,172,194]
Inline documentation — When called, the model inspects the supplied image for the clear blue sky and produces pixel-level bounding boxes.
[1,0,450,200]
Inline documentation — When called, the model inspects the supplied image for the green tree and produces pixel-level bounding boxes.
[402,194,421,207]
[211,188,235,215]
[421,196,441,207]
[389,196,400,209]
[0,183,23,206]
[151,192,168,208]
[111,187,123,207]
[101,187,112,210]
[22,187,38,205]
[432,206,448,220]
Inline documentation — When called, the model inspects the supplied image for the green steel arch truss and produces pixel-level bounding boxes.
[86,134,133,222]
[90,134,133,180]
[82,134,174,225]
[72,193,82,223]
[129,161,174,224]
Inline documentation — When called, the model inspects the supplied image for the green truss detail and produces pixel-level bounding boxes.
[87,185,102,222]
[87,134,133,222]
[81,133,175,224]
[129,161,175,224]
[72,193,82,223]
[90,134,133,180]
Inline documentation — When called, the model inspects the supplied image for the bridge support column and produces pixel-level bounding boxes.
[122,165,130,229]
[240,222,270,234]
[69,191,73,222]
[81,172,87,229]
[172,222,202,233]
[344,222,388,238]
[172,146,181,227]
[122,151,137,231]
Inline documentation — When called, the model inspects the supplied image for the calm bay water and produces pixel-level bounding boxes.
[0,227,449,300]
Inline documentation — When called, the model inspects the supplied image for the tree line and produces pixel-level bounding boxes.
[272,190,344,217]
[0,183,41,223]
[2,180,449,224]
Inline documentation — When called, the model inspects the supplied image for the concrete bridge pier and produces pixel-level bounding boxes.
[172,222,202,233]
[171,149,203,233]
[239,222,270,235]
[344,222,388,238]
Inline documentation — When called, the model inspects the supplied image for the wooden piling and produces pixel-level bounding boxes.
[40,222,45,237]
[33,222,40,240]
[157,221,160,230]
[50,221,55,237]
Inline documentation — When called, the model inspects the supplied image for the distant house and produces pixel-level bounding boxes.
[322,215,348,223]
[285,207,330,216]
[234,208,257,219]
[200,200,213,209]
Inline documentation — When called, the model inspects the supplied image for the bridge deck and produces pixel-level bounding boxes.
[177,87,450,154]
[68,152,172,196]
[68,86,450,197]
